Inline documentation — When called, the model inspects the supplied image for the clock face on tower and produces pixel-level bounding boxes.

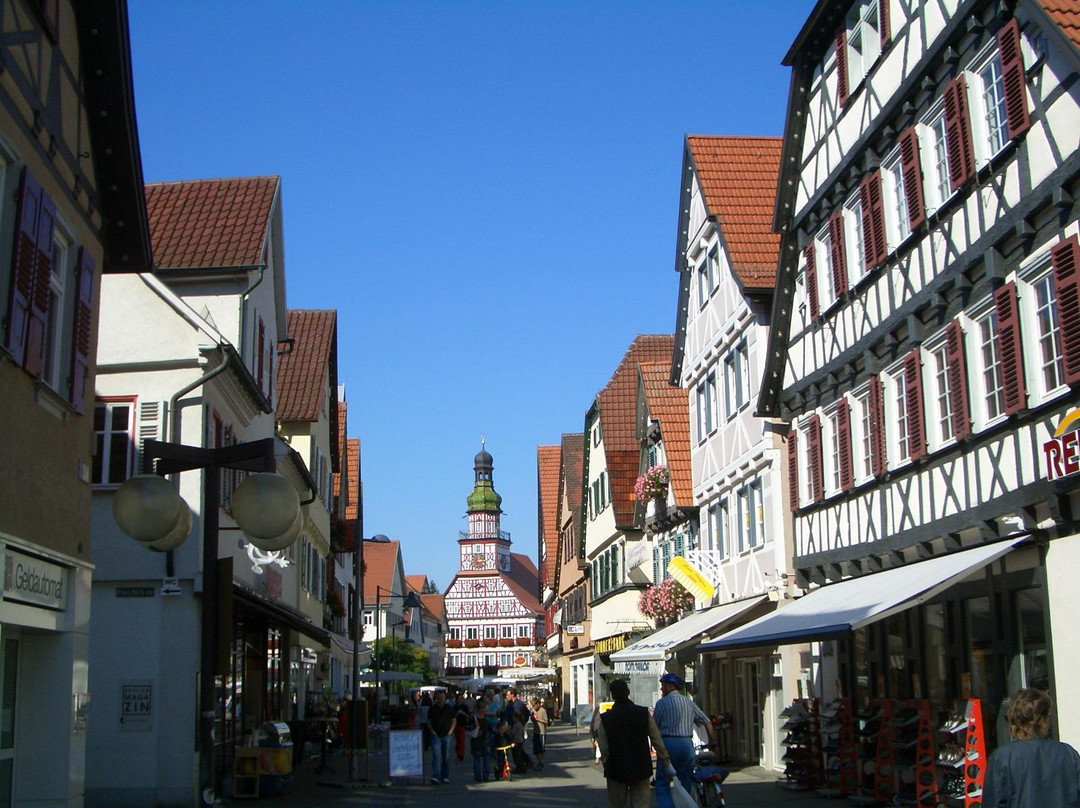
[471,553,486,570]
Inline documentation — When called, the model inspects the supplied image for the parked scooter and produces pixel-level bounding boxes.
[691,744,729,808]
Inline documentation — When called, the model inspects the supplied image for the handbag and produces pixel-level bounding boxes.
[669,776,698,808]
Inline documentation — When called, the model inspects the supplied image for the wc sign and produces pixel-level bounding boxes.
[1044,409,1080,481]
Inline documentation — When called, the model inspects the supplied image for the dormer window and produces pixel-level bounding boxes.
[836,0,889,104]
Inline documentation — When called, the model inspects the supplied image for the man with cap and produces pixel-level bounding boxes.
[596,678,676,808]
[652,672,717,808]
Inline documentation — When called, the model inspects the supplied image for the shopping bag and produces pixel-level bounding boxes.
[670,776,698,808]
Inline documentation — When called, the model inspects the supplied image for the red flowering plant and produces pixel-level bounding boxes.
[638,577,695,624]
[634,465,671,504]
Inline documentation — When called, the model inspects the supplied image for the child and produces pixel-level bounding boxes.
[529,696,549,770]
[493,721,515,779]
[511,712,533,774]
[469,707,492,782]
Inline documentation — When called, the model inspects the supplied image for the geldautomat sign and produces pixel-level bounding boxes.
[3,548,68,610]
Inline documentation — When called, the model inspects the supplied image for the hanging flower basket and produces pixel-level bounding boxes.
[638,578,695,624]
[635,465,671,504]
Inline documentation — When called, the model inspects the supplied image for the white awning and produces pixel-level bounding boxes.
[328,633,371,668]
[610,596,766,663]
[701,538,1025,651]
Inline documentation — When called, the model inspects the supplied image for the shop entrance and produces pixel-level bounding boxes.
[0,635,19,808]
[734,657,761,763]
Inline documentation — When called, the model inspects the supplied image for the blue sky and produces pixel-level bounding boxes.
[128,1,813,590]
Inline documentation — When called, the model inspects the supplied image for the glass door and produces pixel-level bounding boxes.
[734,657,762,763]
[0,636,19,808]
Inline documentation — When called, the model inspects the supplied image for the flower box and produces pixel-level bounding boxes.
[463,639,480,648]
[481,638,498,648]
[635,465,671,505]
[445,639,462,648]
[498,638,515,647]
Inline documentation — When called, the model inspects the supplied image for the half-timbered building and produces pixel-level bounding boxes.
[708,0,1080,749]
[444,449,542,680]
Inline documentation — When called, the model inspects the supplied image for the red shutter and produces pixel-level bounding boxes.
[804,244,820,320]
[24,188,56,379]
[829,213,848,295]
[998,18,1031,141]
[903,350,926,461]
[69,248,95,413]
[835,29,849,106]
[862,172,887,268]
[899,125,927,231]
[5,170,42,366]
[945,321,972,440]
[944,75,975,191]
[993,282,1027,415]
[880,0,891,47]
[808,416,824,503]
[837,397,853,493]
[869,375,887,478]
[1052,236,1080,386]
[787,429,799,511]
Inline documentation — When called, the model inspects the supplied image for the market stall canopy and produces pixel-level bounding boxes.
[328,633,371,668]
[360,670,424,682]
[610,596,765,663]
[495,667,557,683]
[700,538,1025,651]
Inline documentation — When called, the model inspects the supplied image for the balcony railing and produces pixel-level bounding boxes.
[458,529,512,542]
[685,550,723,587]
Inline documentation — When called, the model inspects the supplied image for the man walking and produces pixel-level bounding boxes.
[652,673,717,808]
[597,679,676,808]
[426,690,456,784]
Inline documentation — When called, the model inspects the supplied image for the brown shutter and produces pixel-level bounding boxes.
[945,321,972,440]
[1052,236,1080,386]
[880,0,891,47]
[998,18,1031,141]
[993,281,1027,415]
[835,29,849,106]
[5,170,42,366]
[23,183,55,379]
[808,415,824,503]
[869,375,887,478]
[859,173,887,269]
[903,350,926,461]
[69,247,95,413]
[829,213,848,295]
[804,244,820,320]
[899,125,927,231]
[837,397,853,492]
[944,75,976,191]
[787,429,799,511]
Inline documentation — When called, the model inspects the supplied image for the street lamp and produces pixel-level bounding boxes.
[111,438,303,805]
[373,585,422,722]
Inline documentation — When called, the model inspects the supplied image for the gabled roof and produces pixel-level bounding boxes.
[420,593,445,625]
[561,433,584,523]
[361,539,403,606]
[501,553,542,614]
[405,575,428,594]
[639,362,693,507]
[595,335,676,527]
[537,445,562,593]
[277,311,339,436]
[685,136,783,289]
[145,176,279,269]
[1037,0,1080,49]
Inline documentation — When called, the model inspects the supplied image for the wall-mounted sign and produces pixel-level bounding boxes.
[120,681,152,731]
[1045,409,1080,480]
[565,624,584,635]
[613,660,664,677]
[3,548,67,610]
[594,634,628,656]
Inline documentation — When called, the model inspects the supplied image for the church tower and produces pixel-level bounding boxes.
[459,444,512,573]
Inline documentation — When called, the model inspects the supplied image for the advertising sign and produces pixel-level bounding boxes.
[3,548,67,610]
[120,681,152,731]
[1045,409,1080,480]
[388,729,424,779]
[613,659,665,677]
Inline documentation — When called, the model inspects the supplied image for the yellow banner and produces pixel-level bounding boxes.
[667,556,715,601]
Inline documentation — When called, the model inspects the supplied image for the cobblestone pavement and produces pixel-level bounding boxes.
[238,722,831,808]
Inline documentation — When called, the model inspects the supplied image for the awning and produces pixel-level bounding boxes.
[360,670,424,682]
[701,538,1024,651]
[328,633,371,669]
[611,596,766,663]
[233,584,330,645]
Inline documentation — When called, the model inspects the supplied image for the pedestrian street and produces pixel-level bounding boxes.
[260,722,822,808]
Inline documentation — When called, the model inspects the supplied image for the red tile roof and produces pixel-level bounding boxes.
[361,539,403,606]
[560,434,584,522]
[639,362,693,507]
[420,593,445,624]
[502,553,542,613]
[277,310,337,422]
[332,402,349,504]
[344,439,360,523]
[405,575,428,594]
[1039,0,1080,49]
[537,445,562,592]
[686,136,782,289]
[145,176,279,269]
[597,335,675,527]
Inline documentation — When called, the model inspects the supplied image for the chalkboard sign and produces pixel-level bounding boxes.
[388,729,424,779]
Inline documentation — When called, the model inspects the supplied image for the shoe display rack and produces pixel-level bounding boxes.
[888,699,937,807]
[847,699,890,805]
[779,699,823,791]
[937,699,984,807]
[819,697,858,797]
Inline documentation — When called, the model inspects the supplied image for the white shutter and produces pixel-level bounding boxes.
[136,400,166,474]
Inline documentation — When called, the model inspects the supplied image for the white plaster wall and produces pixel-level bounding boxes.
[1045,533,1080,748]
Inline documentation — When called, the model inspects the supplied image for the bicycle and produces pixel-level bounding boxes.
[495,743,515,781]
[691,745,728,808]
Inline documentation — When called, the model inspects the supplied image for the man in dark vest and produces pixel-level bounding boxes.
[597,679,677,808]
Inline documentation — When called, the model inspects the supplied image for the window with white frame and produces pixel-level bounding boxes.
[736,478,764,553]
[886,364,911,465]
[973,309,1006,426]
[707,246,721,291]
[1029,272,1065,397]
[501,625,513,639]
[42,222,73,394]
[449,625,460,639]
[925,342,955,450]
[724,340,750,418]
[841,0,884,94]
[92,401,135,485]
[825,407,842,495]
[851,389,874,482]
[974,51,1010,161]
[882,149,911,247]
[845,193,868,284]
[484,625,497,640]
[922,108,952,213]
[697,254,712,308]
[706,501,726,558]
[466,626,478,640]
[800,421,815,506]
[499,653,513,666]
[696,374,715,442]
[518,624,530,638]
[816,225,837,310]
